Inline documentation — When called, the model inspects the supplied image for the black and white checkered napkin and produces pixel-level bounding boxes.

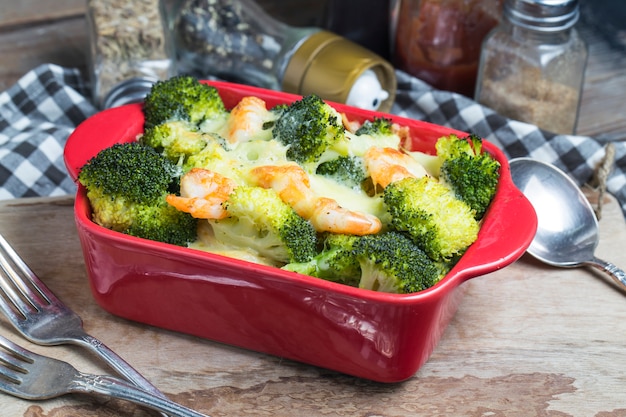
[1,64,624,217]
[0,65,96,198]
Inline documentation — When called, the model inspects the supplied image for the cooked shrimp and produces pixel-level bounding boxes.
[392,123,412,150]
[250,164,382,235]
[225,96,273,143]
[363,147,429,188]
[166,168,237,219]
[341,113,361,133]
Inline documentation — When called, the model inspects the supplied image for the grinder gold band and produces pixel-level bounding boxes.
[282,30,397,113]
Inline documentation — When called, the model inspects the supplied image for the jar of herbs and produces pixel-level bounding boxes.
[86,0,175,109]
[474,0,588,134]
[393,0,503,97]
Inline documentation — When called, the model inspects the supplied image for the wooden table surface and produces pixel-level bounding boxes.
[1,1,626,416]
[0,188,625,416]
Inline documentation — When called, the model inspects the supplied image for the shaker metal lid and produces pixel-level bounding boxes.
[281,30,396,112]
[505,0,580,31]
[103,77,158,109]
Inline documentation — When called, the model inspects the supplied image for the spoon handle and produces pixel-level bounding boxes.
[586,257,626,289]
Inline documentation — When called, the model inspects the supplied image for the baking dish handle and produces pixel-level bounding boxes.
[453,164,537,281]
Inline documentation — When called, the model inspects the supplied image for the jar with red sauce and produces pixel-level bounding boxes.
[393,0,503,97]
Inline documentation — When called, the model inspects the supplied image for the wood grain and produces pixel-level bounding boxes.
[0,0,84,29]
[0,16,86,92]
[0,190,625,416]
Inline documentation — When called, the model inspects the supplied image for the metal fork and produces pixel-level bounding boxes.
[0,334,208,416]
[0,232,172,411]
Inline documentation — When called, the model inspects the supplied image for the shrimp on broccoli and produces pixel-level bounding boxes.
[250,164,382,236]
[166,167,317,264]
[224,96,276,144]
[166,168,237,219]
[363,147,430,189]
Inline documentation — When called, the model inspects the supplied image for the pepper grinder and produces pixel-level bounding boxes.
[474,0,588,134]
[170,0,397,112]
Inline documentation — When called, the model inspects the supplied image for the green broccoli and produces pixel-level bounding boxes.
[141,120,221,164]
[315,156,368,190]
[143,75,229,130]
[78,142,198,246]
[355,117,393,136]
[282,233,361,285]
[271,94,347,169]
[383,176,479,262]
[284,231,446,294]
[354,231,447,294]
[436,134,500,219]
[209,185,317,264]
[347,116,401,156]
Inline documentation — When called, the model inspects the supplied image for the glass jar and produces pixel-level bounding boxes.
[170,0,397,112]
[86,0,175,109]
[393,0,503,97]
[475,0,588,134]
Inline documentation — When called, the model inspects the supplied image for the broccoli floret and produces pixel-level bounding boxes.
[383,176,479,261]
[271,94,347,168]
[354,231,446,294]
[78,142,198,246]
[282,233,361,285]
[209,186,317,264]
[355,117,393,136]
[284,231,447,294]
[346,117,402,156]
[143,75,229,129]
[141,120,214,164]
[436,134,500,219]
[315,156,368,190]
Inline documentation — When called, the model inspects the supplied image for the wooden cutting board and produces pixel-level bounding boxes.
[1,192,625,416]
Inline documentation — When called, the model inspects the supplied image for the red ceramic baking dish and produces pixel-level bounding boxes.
[64,81,536,383]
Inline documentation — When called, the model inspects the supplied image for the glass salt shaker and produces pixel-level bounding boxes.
[474,0,588,134]
[170,0,397,112]
[85,0,175,109]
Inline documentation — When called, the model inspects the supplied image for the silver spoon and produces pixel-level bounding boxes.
[509,157,626,290]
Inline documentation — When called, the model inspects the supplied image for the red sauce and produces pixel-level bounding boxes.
[394,0,502,97]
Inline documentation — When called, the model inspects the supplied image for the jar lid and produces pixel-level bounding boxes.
[505,0,580,31]
[281,30,396,112]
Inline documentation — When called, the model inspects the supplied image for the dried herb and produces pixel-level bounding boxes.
[87,0,173,107]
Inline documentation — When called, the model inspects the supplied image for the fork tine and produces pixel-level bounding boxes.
[0,336,31,384]
[0,257,42,318]
[0,273,36,319]
[0,334,32,361]
[0,233,57,313]
[0,358,22,385]
[0,289,26,322]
